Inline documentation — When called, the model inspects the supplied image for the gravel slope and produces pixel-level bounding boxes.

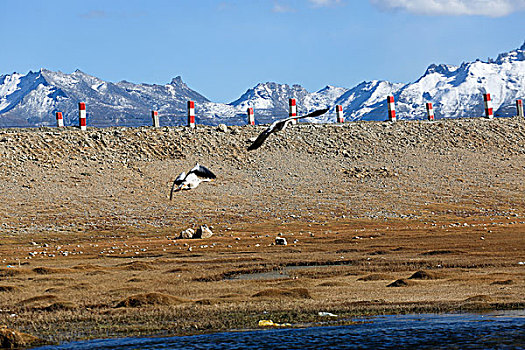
[0,117,524,236]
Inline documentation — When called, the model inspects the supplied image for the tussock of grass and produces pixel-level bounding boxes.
[115,292,188,308]
[358,274,392,281]
[421,250,463,256]
[0,326,50,348]
[40,301,77,312]
[252,288,312,299]
[18,295,58,306]
[386,279,415,287]
[408,271,443,280]
[0,268,26,277]
[118,261,157,271]
[463,295,494,303]
[491,279,513,285]
[32,267,75,275]
[0,285,20,292]
[71,264,106,271]
[317,281,347,287]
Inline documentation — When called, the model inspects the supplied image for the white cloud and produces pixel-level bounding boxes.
[309,0,343,7]
[370,0,525,17]
[272,3,296,13]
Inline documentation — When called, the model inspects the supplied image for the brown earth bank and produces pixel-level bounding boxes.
[0,117,524,344]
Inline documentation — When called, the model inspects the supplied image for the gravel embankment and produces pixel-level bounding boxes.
[0,117,524,235]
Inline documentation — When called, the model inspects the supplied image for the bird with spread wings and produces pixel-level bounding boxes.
[247,108,329,151]
[169,163,216,200]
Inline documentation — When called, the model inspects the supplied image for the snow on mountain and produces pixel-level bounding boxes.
[0,69,210,127]
[228,82,313,124]
[333,80,405,121]
[225,42,524,122]
[356,42,525,121]
[0,42,523,127]
[302,85,350,122]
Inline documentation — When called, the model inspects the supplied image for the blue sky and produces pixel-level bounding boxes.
[1,0,524,102]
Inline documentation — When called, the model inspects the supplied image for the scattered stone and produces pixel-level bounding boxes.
[275,237,287,246]
[217,124,228,132]
[180,228,195,239]
[343,166,398,179]
[195,225,213,239]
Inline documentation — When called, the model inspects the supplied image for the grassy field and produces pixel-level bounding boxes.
[0,118,524,343]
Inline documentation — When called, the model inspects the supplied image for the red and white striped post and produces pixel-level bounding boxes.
[78,102,87,130]
[387,95,396,122]
[55,112,64,127]
[336,105,344,123]
[187,101,196,128]
[247,107,255,125]
[483,93,494,119]
[426,102,434,121]
[289,98,297,124]
[151,111,159,127]
[516,99,524,118]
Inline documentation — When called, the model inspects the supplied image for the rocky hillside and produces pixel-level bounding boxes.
[1,117,524,168]
[1,117,524,236]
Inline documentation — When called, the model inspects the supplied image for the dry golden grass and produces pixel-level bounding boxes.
[0,121,524,343]
[1,218,523,342]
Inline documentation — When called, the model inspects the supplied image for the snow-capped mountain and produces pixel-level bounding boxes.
[378,43,525,120]
[333,80,405,121]
[0,42,523,127]
[229,82,346,124]
[0,69,210,127]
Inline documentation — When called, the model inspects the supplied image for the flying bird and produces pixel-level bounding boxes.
[247,108,329,151]
[169,163,216,199]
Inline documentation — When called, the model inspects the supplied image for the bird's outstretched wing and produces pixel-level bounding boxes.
[169,171,186,200]
[247,128,273,151]
[247,108,330,151]
[288,107,330,122]
[189,163,216,181]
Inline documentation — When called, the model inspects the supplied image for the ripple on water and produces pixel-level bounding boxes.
[33,311,525,350]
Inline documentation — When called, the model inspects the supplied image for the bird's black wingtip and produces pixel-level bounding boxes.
[302,107,330,119]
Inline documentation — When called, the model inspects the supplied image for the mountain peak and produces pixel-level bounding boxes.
[424,63,460,77]
[495,43,525,64]
[1,40,524,127]
[170,76,185,85]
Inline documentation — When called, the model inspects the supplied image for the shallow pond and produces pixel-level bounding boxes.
[34,310,525,349]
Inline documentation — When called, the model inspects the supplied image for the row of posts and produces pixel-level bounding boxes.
[387,94,523,122]
[55,95,524,129]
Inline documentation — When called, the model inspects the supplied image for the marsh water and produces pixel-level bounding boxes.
[34,311,525,349]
